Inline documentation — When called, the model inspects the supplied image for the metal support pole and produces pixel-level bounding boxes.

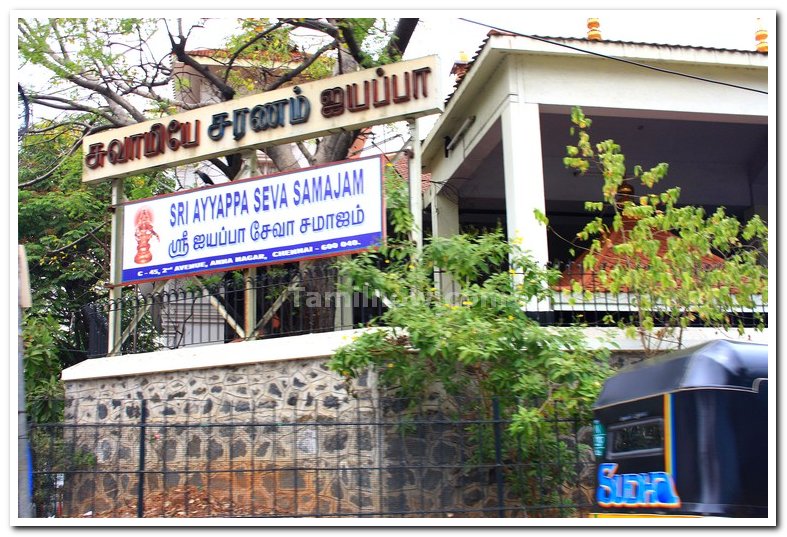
[107,178,125,356]
[109,279,169,356]
[492,397,506,517]
[334,271,354,331]
[408,119,423,252]
[18,247,33,518]
[136,399,147,518]
[239,151,259,341]
[18,307,33,518]
[244,268,257,341]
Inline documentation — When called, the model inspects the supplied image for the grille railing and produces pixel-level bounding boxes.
[66,263,767,359]
[26,395,595,518]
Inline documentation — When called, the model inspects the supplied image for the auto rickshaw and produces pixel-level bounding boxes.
[589,340,769,518]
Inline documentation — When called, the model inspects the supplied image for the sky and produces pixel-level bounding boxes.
[164,10,775,100]
[12,8,776,161]
[14,9,775,121]
[120,9,770,151]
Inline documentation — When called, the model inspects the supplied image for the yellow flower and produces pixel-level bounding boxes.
[387,363,395,368]
[507,315,515,321]
[462,300,473,306]
[508,269,516,275]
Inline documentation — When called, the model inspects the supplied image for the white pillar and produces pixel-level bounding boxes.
[408,119,423,252]
[430,189,459,239]
[430,188,460,298]
[107,178,124,356]
[500,101,549,266]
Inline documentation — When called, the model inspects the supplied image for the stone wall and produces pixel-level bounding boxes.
[608,350,649,370]
[62,357,380,517]
[60,357,523,518]
[377,397,527,518]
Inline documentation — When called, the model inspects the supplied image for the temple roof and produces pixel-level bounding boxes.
[554,217,726,292]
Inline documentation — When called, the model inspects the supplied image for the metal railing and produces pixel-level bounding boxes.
[65,262,767,360]
[73,265,384,359]
[26,395,594,518]
[544,261,768,328]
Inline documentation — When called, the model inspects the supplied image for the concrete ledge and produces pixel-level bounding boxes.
[582,327,771,351]
[61,326,770,382]
[61,328,371,382]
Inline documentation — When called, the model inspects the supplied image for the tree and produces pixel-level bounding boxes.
[330,168,610,410]
[18,17,418,178]
[328,168,611,507]
[18,121,173,367]
[557,107,768,353]
[17,17,421,353]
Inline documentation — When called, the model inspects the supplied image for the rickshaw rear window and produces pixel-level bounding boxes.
[609,419,663,457]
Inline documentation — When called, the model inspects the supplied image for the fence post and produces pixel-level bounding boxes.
[137,399,147,518]
[492,397,506,517]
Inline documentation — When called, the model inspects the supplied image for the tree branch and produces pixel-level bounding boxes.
[333,20,366,68]
[45,222,109,255]
[266,144,302,172]
[167,20,236,102]
[222,21,285,84]
[29,94,127,126]
[18,134,84,189]
[209,154,243,179]
[279,18,340,39]
[21,20,148,124]
[18,84,30,139]
[296,141,316,166]
[385,18,419,60]
[264,38,338,91]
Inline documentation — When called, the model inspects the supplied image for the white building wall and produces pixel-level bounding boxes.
[425,56,512,186]
[511,53,767,118]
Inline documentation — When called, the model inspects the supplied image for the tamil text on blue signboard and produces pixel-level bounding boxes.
[121,156,384,284]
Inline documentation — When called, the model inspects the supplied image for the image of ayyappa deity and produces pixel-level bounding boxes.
[133,206,159,264]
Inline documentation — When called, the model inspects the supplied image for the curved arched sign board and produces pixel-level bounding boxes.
[82,56,440,183]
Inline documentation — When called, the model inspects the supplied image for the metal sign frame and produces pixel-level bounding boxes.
[117,155,386,286]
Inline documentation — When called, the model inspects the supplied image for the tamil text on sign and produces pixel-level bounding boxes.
[120,156,385,285]
[83,56,440,183]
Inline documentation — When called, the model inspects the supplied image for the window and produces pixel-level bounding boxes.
[608,419,664,458]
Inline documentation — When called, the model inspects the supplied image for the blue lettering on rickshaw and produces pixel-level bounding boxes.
[596,463,681,508]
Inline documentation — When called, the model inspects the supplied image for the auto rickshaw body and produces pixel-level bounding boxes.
[590,340,768,518]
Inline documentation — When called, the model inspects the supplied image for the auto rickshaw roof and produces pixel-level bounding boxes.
[594,340,768,409]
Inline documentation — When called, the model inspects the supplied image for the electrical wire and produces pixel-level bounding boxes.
[459,18,768,95]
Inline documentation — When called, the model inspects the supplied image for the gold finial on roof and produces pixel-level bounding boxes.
[755,19,768,54]
[587,18,602,41]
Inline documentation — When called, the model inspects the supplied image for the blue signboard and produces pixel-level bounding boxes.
[120,156,385,284]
